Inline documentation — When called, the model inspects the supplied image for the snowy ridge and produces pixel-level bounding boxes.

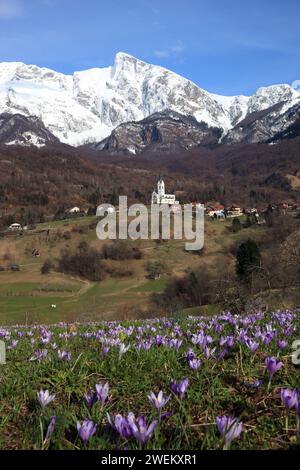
[0,53,299,146]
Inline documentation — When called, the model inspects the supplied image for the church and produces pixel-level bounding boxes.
[151,176,179,205]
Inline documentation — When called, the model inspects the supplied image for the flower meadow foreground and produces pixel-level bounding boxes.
[0,310,299,450]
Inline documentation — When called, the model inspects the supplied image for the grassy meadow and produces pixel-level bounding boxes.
[0,310,299,450]
[0,214,271,325]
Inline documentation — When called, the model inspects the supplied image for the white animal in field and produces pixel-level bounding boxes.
[51,304,57,309]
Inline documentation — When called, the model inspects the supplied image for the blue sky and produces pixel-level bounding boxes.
[0,0,299,95]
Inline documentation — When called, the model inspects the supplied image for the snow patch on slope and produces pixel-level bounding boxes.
[6,131,46,148]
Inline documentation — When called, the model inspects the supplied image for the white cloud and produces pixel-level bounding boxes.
[154,49,170,58]
[0,0,23,19]
[154,40,185,59]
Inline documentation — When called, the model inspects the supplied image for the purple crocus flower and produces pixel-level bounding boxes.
[95,382,109,406]
[107,413,132,440]
[148,391,171,410]
[277,339,288,349]
[204,346,216,359]
[45,415,57,441]
[102,346,110,356]
[244,379,263,389]
[57,350,71,361]
[216,416,243,448]
[141,341,152,351]
[186,348,196,361]
[160,411,173,421]
[170,378,189,399]
[265,356,282,378]
[37,389,55,407]
[280,388,299,410]
[41,334,51,345]
[169,339,182,350]
[30,349,48,361]
[226,336,235,348]
[77,420,97,444]
[245,340,259,353]
[127,413,158,446]
[84,389,96,409]
[155,335,164,346]
[217,348,228,361]
[188,358,202,370]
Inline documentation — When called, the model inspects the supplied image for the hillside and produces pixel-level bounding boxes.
[0,135,300,222]
[0,209,299,325]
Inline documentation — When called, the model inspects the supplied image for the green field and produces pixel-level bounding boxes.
[0,311,299,450]
[0,214,274,325]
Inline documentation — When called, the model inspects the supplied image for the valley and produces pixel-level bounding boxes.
[1,0,300,456]
[0,209,298,324]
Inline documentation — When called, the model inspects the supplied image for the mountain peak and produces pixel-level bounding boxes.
[0,55,299,147]
[114,51,138,61]
[113,51,149,76]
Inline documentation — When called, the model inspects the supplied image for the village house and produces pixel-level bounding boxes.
[227,205,243,217]
[215,211,226,220]
[206,204,225,217]
[68,206,81,214]
[151,176,179,206]
[8,223,22,231]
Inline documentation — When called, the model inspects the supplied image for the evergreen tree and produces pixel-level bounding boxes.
[87,206,96,216]
[236,239,261,283]
[109,189,118,206]
[88,188,101,205]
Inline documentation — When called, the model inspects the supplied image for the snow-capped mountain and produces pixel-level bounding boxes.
[0,112,59,147]
[224,100,300,144]
[0,52,299,147]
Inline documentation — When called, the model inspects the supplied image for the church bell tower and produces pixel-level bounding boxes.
[157,176,165,199]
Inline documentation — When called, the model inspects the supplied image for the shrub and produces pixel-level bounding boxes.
[145,261,167,279]
[58,242,106,281]
[231,217,242,233]
[41,259,52,275]
[106,264,134,278]
[10,264,20,272]
[101,240,142,261]
[154,265,215,310]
